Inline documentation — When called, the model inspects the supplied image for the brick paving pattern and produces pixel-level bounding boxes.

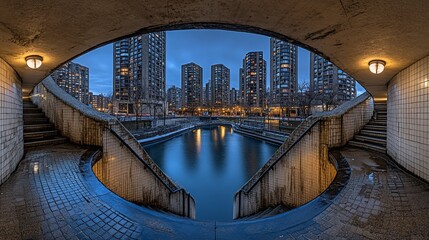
[285,147,429,239]
[0,144,141,240]
[0,144,428,239]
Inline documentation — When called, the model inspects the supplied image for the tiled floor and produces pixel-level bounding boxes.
[0,144,428,239]
[0,145,141,240]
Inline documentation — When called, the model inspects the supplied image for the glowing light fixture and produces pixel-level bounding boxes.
[25,55,43,69]
[368,60,385,74]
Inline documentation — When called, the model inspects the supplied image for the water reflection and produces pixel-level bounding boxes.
[220,125,226,139]
[195,129,201,153]
[145,125,278,221]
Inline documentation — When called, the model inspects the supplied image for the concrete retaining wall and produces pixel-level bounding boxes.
[234,92,373,218]
[31,77,195,218]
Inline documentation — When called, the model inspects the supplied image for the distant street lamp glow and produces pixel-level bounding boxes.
[25,55,43,69]
[368,60,385,74]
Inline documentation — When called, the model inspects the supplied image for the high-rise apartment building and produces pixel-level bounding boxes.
[89,92,110,112]
[204,81,212,107]
[240,51,267,108]
[211,64,230,107]
[310,53,356,102]
[167,85,181,111]
[230,88,238,106]
[239,68,245,105]
[51,62,89,104]
[113,32,166,114]
[181,63,203,109]
[270,38,298,105]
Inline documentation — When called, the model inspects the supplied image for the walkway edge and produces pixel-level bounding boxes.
[78,147,351,239]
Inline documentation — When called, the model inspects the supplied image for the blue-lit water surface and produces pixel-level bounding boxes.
[145,125,278,221]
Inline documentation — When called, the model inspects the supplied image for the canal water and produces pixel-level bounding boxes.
[145,125,278,221]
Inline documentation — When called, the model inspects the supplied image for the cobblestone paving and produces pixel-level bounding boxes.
[0,144,428,239]
[284,147,429,239]
[0,144,142,240]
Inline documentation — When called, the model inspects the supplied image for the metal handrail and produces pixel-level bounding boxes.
[235,92,371,195]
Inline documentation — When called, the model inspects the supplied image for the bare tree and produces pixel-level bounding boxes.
[321,90,340,111]
[105,92,114,114]
[293,81,317,117]
[131,85,147,129]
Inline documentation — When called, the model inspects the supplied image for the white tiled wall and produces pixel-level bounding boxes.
[0,58,23,184]
[387,55,429,181]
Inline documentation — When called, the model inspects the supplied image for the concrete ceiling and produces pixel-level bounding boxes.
[0,0,428,99]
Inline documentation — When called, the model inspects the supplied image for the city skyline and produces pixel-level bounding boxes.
[74,30,367,96]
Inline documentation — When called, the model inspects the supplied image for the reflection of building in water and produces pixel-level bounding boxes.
[220,126,226,139]
[241,139,262,178]
[212,128,218,142]
[195,129,201,153]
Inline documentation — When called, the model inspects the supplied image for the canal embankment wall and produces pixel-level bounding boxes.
[234,92,374,219]
[31,77,195,218]
[134,121,287,147]
[232,126,287,145]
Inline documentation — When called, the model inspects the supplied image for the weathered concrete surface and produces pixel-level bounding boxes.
[1,1,429,98]
[234,92,373,218]
[1,143,428,239]
[30,77,196,218]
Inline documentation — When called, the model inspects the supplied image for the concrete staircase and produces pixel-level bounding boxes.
[23,98,68,148]
[238,205,290,220]
[348,101,387,152]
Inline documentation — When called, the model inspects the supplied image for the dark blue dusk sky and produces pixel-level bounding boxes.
[74,29,364,95]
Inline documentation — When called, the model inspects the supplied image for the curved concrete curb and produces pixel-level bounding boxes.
[79,147,351,239]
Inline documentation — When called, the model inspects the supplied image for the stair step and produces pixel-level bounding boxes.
[23,103,38,109]
[24,118,49,124]
[241,208,273,220]
[24,130,59,141]
[262,205,289,218]
[368,120,387,126]
[348,140,386,153]
[24,124,55,132]
[24,137,68,148]
[23,113,45,118]
[23,108,42,113]
[374,105,387,110]
[239,205,290,220]
[355,135,386,146]
[364,125,386,131]
[360,129,387,138]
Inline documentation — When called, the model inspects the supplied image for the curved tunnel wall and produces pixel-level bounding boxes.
[0,58,23,185]
[387,55,429,181]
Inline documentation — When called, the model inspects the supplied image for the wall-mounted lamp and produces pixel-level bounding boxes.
[368,60,385,74]
[25,55,43,69]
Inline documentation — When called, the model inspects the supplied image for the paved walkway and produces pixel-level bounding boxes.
[0,143,428,239]
[0,145,142,240]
